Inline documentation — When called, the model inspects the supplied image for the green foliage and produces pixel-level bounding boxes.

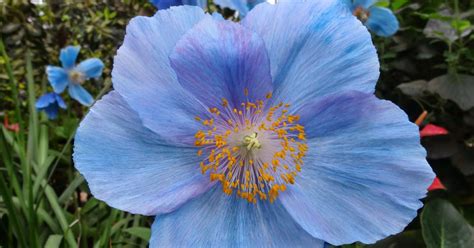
[0,0,473,247]
[421,199,474,248]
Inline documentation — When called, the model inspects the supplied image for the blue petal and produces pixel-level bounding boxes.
[76,58,104,79]
[59,46,80,69]
[46,66,69,94]
[68,84,94,106]
[150,186,324,247]
[35,92,57,108]
[279,91,434,245]
[151,0,207,9]
[214,0,265,16]
[353,0,376,9]
[169,17,272,109]
[113,6,210,146]
[54,94,67,109]
[44,104,59,120]
[243,1,379,110]
[74,91,213,215]
[366,6,399,37]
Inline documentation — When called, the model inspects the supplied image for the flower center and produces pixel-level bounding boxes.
[353,6,370,23]
[194,90,308,203]
[69,70,86,84]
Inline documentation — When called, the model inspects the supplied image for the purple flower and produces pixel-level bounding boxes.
[74,1,433,246]
[46,46,104,106]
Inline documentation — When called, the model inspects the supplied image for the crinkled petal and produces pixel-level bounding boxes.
[68,84,94,106]
[214,0,265,16]
[170,17,272,108]
[243,1,379,110]
[113,6,209,146]
[59,46,80,69]
[76,58,104,79]
[279,91,434,245]
[353,0,376,9]
[150,186,324,247]
[366,6,399,37]
[46,66,69,94]
[35,93,57,108]
[73,91,213,215]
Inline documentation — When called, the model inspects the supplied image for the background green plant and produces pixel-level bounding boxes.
[0,0,473,247]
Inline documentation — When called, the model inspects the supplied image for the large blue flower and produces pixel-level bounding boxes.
[214,0,266,16]
[35,92,67,120]
[74,1,433,246]
[150,0,207,9]
[46,46,104,106]
[345,0,399,37]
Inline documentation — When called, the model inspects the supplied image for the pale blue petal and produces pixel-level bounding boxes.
[243,1,379,110]
[76,58,104,79]
[280,91,434,245]
[113,6,210,146]
[214,0,265,16]
[74,91,213,215]
[366,6,399,37]
[150,186,324,247]
[170,17,272,109]
[353,0,376,9]
[59,46,80,69]
[68,84,94,106]
[46,66,68,94]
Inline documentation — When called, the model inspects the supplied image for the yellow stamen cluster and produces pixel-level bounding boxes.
[353,6,370,23]
[194,90,307,203]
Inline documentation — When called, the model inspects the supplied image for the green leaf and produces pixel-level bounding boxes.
[391,0,409,11]
[44,234,63,248]
[421,199,474,248]
[123,227,151,241]
[428,74,474,110]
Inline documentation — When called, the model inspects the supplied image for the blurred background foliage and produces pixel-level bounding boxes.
[0,0,474,247]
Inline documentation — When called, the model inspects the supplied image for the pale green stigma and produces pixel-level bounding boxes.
[243,132,262,151]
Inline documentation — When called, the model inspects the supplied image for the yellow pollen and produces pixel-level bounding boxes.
[193,89,307,203]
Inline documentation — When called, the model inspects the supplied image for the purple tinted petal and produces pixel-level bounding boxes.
[170,17,272,108]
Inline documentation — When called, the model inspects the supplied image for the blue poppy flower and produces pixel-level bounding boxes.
[150,0,207,9]
[74,1,433,247]
[214,0,266,16]
[46,46,104,106]
[35,92,67,120]
[345,0,399,37]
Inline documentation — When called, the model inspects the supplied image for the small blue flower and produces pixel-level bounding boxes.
[46,46,104,106]
[74,1,433,247]
[214,0,266,16]
[345,0,399,37]
[35,92,67,120]
[150,0,207,9]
